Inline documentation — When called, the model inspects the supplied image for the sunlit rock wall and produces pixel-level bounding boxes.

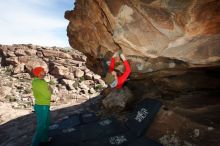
[65,0,220,74]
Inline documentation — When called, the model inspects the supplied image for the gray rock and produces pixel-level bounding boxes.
[61,79,75,90]
[102,87,133,111]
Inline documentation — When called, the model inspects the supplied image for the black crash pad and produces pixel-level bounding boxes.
[81,117,128,141]
[80,112,99,124]
[48,114,81,137]
[48,117,128,145]
[126,99,161,137]
[127,137,164,146]
[81,132,135,146]
[48,126,82,146]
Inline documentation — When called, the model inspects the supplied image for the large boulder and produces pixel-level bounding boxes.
[102,86,133,111]
[50,65,69,77]
[25,58,48,73]
[65,0,220,71]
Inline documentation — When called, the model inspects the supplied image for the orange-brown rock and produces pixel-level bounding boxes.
[66,0,220,69]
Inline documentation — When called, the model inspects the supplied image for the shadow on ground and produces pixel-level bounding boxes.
[0,96,102,146]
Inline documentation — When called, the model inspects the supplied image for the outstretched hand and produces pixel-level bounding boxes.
[113,48,120,52]
[120,53,126,61]
[113,52,118,58]
[113,48,123,58]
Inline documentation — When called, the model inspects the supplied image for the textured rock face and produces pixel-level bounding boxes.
[65,0,220,69]
[102,86,133,111]
[65,1,220,145]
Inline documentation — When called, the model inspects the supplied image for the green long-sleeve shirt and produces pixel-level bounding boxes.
[32,77,51,105]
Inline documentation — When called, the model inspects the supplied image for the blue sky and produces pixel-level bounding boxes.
[0,0,75,47]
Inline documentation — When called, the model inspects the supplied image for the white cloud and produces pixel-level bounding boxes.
[0,0,74,47]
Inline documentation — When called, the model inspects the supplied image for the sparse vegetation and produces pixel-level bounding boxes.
[72,80,79,88]
[94,84,103,90]
[79,76,85,82]
[49,80,56,85]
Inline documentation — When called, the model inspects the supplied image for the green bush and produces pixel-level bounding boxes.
[94,84,103,90]
[79,77,85,82]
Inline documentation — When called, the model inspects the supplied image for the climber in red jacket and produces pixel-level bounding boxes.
[104,49,131,89]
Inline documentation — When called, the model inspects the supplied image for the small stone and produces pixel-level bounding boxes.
[65,73,75,80]
[79,83,89,90]
[85,73,93,80]
[81,80,94,87]
[75,69,84,78]
[44,75,51,83]
[61,79,75,90]
[22,97,30,102]
[97,79,107,88]
[89,88,96,94]
[93,74,101,81]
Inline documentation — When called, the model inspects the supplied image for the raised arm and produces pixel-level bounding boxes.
[119,53,131,79]
[108,51,118,72]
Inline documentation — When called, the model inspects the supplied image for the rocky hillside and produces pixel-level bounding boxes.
[0,44,106,124]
